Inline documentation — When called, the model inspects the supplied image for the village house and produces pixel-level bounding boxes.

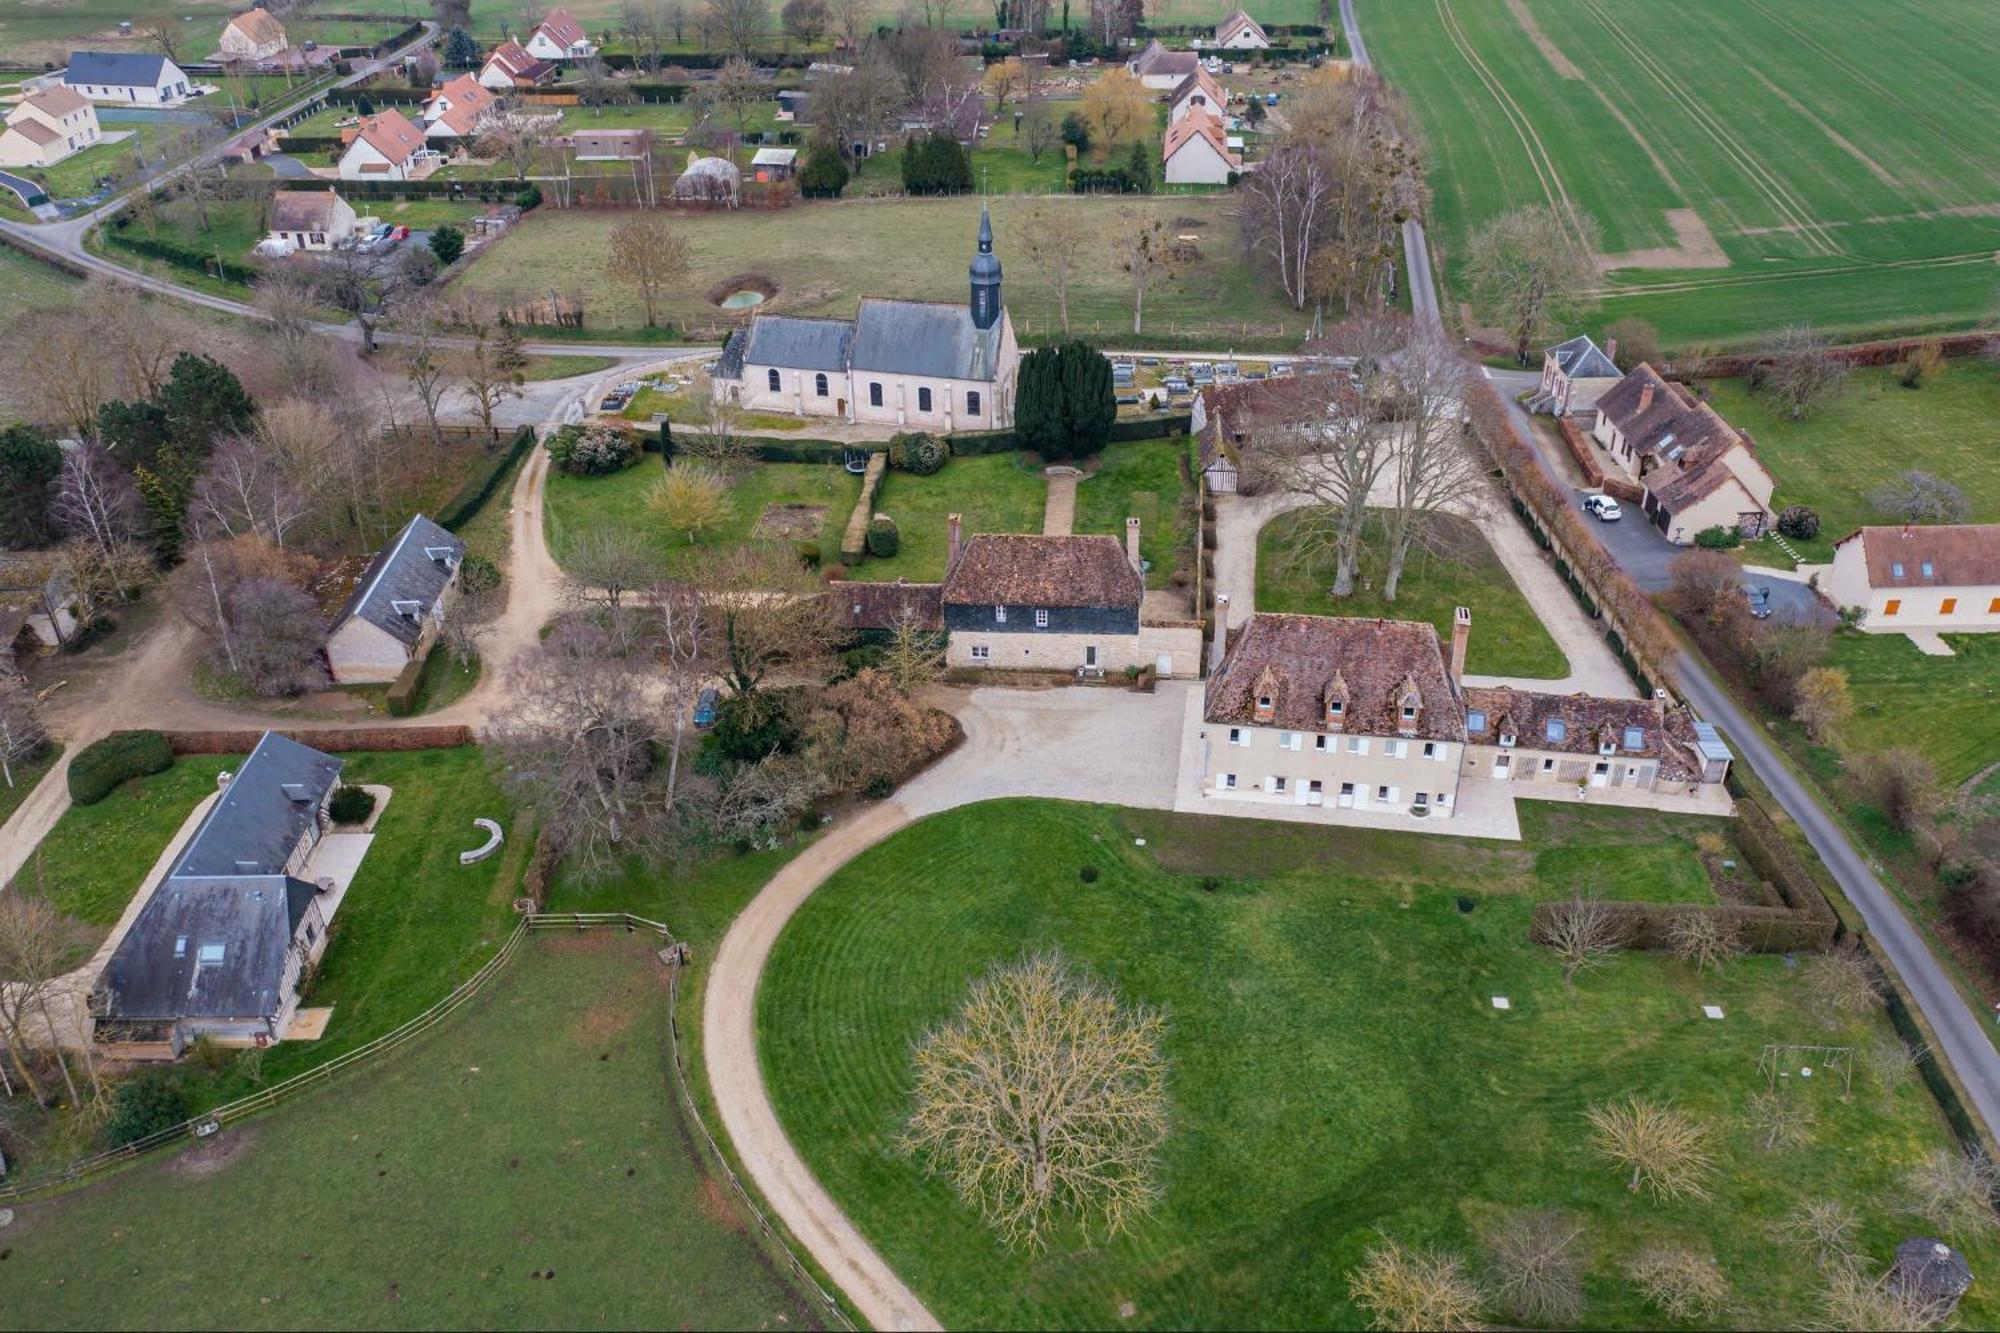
[479,38,558,89]
[63,51,191,105]
[1530,333,1622,418]
[524,6,597,62]
[1590,364,1776,542]
[421,72,499,142]
[1162,106,1241,185]
[836,579,945,640]
[714,207,1021,429]
[265,188,358,251]
[1825,524,2000,634]
[92,732,347,1051]
[337,108,433,180]
[0,87,100,169]
[1168,67,1230,125]
[1214,10,1271,48]
[1128,39,1200,90]
[325,514,465,685]
[940,516,1201,677]
[219,6,288,61]
[1193,608,1731,820]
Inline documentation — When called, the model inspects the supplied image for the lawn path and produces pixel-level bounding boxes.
[1041,469,1077,535]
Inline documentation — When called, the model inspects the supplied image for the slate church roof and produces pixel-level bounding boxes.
[329,514,463,648]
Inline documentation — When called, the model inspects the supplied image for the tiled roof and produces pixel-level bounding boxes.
[1163,106,1240,168]
[943,534,1141,610]
[65,50,179,88]
[352,108,425,162]
[99,873,323,1021]
[269,188,343,231]
[535,6,587,47]
[8,119,59,146]
[837,580,944,632]
[740,314,853,373]
[1837,524,2000,590]
[1462,686,1698,783]
[225,7,287,46]
[330,513,463,648]
[1546,334,1619,380]
[485,39,555,81]
[1131,40,1199,78]
[1206,613,1465,742]
[171,732,344,879]
[1169,67,1227,112]
[20,85,91,118]
[1217,10,1268,42]
[426,72,495,135]
[1595,363,1742,467]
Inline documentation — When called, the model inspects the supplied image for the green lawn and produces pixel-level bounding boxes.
[0,741,61,827]
[1365,0,2000,349]
[519,353,617,382]
[858,452,1048,582]
[1073,440,1195,589]
[1703,364,2000,565]
[0,0,233,65]
[1,938,818,1330]
[22,123,166,201]
[1819,630,2000,790]
[1256,508,1570,680]
[457,195,1309,348]
[758,798,1993,1330]
[545,456,861,573]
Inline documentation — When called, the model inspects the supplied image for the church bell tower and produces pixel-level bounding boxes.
[969,205,1002,331]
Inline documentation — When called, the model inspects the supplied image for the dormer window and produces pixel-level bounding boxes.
[1327,699,1344,716]
[1546,719,1567,742]
[1622,726,1644,751]
[174,935,188,958]
[1599,736,1617,756]
[994,605,1007,623]
[392,598,424,620]
[1257,695,1272,709]
[1892,562,1905,578]
[1253,693,1275,723]
[1401,702,1418,720]
[424,545,458,569]
[1499,731,1516,748]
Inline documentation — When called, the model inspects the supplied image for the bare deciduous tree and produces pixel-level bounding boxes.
[1076,66,1150,147]
[477,108,552,181]
[1667,909,1742,975]
[1371,322,1475,601]
[1865,1036,1922,1091]
[0,684,48,791]
[1482,1210,1584,1326]
[695,542,841,696]
[621,0,673,72]
[1747,1088,1815,1151]
[447,299,526,434]
[1815,1266,1955,1332]
[651,581,710,811]
[1021,96,1057,162]
[1804,947,1883,1022]
[1533,892,1630,984]
[1625,1244,1729,1323]
[566,527,666,609]
[1463,204,1601,365]
[1756,324,1848,420]
[1791,665,1853,744]
[575,55,637,117]
[902,951,1169,1249]
[1869,469,1971,526]
[780,0,828,44]
[49,444,143,579]
[491,618,670,879]
[706,0,770,53]
[714,753,826,842]
[187,434,309,549]
[229,577,330,696]
[1587,1095,1716,1202]
[0,892,94,1107]
[880,609,945,695]
[1347,1235,1485,1332]
[1782,1198,1861,1275]
[1115,211,1182,337]
[20,302,124,438]
[646,461,734,543]
[812,53,902,160]
[1902,1148,2000,1235]
[607,217,692,329]
[829,0,869,45]
[1018,202,1082,336]
[391,302,453,448]
[1855,746,1940,833]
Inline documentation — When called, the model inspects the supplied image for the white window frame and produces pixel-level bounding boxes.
[1034,608,1049,628]
[1541,757,1557,773]
[1220,772,1237,790]
[1315,734,1330,752]
[969,644,990,660]
[1228,727,1249,747]
[994,605,1007,623]
[1346,736,1369,756]
[1277,731,1303,752]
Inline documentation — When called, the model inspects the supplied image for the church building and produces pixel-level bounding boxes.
[711,208,1021,431]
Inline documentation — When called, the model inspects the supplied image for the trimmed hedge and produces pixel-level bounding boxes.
[384,657,425,717]
[163,726,474,754]
[662,412,1189,465]
[104,231,259,286]
[69,730,173,805]
[437,425,537,530]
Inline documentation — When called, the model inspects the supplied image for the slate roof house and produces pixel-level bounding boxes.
[1192,608,1730,819]
[266,188,357,251]
[1590,364,1776,542]
[938,513,1202,677]
[713,207,1022,430]
[93,732,345,1050]
[0,87,100,169]
[1128,39,1200,89]
[1530,333,1622,418]
[64,51,191,104]
[1826,523,2000,633]
[325,514,465,684]
[479,38,558,89]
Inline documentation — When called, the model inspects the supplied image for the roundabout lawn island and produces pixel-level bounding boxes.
[755,798,2000,1330]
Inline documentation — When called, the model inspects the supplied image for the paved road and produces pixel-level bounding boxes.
[1339,0,1445,330]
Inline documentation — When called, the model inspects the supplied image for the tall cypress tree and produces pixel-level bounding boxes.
[1016,341,1115,461]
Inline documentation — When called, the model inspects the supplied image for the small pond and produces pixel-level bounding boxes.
[719,289,767,310]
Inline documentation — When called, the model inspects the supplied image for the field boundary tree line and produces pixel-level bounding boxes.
[1687,329,2000,379]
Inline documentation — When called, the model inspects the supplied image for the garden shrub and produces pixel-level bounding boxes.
[1694,525,1742,550]
[104,1072,190,1147]
[68,730,173,805]
[888,431,950,476]
[458,552,501,595]
[796,540,822,568]
[329,784,377,824]
[867,514,901,558]
[1079,865,1100,884]
[1776,505,1820,541]
[548,423,639,476]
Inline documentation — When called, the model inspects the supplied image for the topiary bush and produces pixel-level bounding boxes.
[328,784,376,825]
[103,1072,190,1146]
[888,431,950,476]
[68,730,173,806]
[867,513,901,558]
[458,552,501,595]
[1777,505,1820,541]
[1694,525,1742,550]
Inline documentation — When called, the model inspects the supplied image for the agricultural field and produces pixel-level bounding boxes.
[1364,0,2000,349]
[1702,363,2000,567]
[1256,509,1570,679]
[456,194,1309,347]
[759,797,1997,1330]
[0,938,820,1330]
[0,0,235,67]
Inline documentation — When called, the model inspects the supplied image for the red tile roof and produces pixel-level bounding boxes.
[425,72,495,135]
[942,534,1142,611]
[836,580,944,632]
[1163,105,1240,168]
[352,108,424,163]
[535,6,587,48]
[1837,524,2000,590]
[1206,613,1464,742]
[1462,686,1698,783]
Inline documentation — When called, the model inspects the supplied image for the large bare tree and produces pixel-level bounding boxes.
[1463,204,1601,365]
[187,434,309,549]
[1587,1095,1716,1202]
[1018,202,1082,336]
[1115,211,1182,337]
[0,683,47,792]
[0,893,90,1105]
[620,0,673,72]
[693,542,841,697]
[1533,891,1631,984]
[1347,1236,1485,1332]
[902,951,1169,1248]
[1370,322,1474,601]
[1755,324,1848,421]
[706,0,770,54]
[607,217,692,329]
[49,443,144,577]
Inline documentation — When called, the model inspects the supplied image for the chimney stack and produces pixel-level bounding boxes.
[1125,516,1143,574]
[1449,606,1471,683]
[1604,336,1618,365]
[1210,591,1231,674]
[947,511,963,568]
[1638,383,1654,415]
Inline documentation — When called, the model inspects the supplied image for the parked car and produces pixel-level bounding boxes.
[1582,494,1622,522]
[693,687,720,728]
[1745,585,1773,619]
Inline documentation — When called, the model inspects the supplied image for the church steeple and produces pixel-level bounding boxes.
[969,205,1002,330]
